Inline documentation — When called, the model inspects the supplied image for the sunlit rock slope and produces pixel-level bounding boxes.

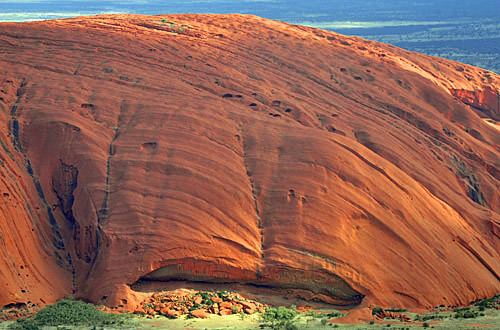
[0,14,499,312]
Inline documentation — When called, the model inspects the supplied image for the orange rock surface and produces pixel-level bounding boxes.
[0,14,499,312]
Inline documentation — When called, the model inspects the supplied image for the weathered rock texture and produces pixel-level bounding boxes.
[0,14,499,312]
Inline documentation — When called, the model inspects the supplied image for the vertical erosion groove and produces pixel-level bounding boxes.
[97,141,115,223]
[240,130,264,272]
[98,101,128,224]
[89,100,129,280]
[52,160,79,225]
[7,79,75,289]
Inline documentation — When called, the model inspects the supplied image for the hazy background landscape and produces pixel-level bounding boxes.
[0,0,499,73]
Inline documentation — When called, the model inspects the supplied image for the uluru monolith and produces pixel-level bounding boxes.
[0,14,499,313]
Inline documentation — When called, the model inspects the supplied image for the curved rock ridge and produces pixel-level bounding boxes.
[0,14,499,312]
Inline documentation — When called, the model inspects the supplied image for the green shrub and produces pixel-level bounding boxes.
[385,307,408,313]
[463,311,477,318]
[372,306,384,315]
[9,298,130,330]
[475,294,500,309]
[326,311,342,318]
[422,314,441,321]
[423,322,429,328]
[453,307,470,313]
[454,310,478,319]
[197,291,210,300]
[260,306,299,330]
[217,290,228,298]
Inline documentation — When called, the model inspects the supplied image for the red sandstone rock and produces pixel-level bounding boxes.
[219,309,232,316]
[219,301,233,310]
[333,307,374,324]
[0,14,499,313]
[194,295,203,305]
[244,307,256,314]
[375,309,411,322]
[191,309,210,318]
[240,301,255,310]
[296,306,313,313]
[451,87,500,120]
[134,306,145,314]
[234,304,243,313]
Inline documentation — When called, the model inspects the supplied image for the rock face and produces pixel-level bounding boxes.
[451,87,500,121]
[0,76,72,314]
[0,14,499,312]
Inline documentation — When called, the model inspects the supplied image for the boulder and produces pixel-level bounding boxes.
[191,309,210,318]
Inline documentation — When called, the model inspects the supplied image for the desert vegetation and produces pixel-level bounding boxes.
[7,298,131,330]
[3,293,500,329]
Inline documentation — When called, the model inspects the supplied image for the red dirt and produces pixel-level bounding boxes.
[0,14,499,314]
